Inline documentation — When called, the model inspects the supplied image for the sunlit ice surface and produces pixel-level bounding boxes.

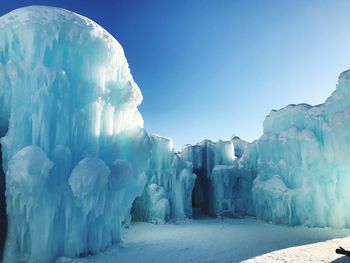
[0,6,151,262]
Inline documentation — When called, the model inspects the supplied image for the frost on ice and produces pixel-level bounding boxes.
[0,6,151,263]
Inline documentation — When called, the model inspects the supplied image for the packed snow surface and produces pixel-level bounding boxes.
[61,213,350,263]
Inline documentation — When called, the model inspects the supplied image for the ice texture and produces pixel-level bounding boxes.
[176,68,350,227]
[132,135,196,223]
[181,140,252,216]
[133,137,255,223]
[0,6,151,262]
[238,70,350,227]
[231,136,248,158]
[178,70,350,227]
[1,4,350,263]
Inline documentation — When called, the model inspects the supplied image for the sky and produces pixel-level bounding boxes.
[1,0,350,148]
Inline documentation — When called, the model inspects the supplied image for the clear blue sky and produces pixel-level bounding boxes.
[1,1,350,148]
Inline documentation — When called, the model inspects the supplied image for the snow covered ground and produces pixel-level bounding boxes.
[62,212,350,263]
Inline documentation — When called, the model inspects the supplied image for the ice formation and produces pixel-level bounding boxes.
[132,135,196,223]
[1,3,350,263]
[131,66,350,229]
[0,6,151,262]
[231,136,248,158]
[241,70,350,227]
[133,137,254,222]
[168,70,350,228]
[183,68,350,227]
[132,138,240,222]
[177,70,350,228]
[172,139,253,218]
[133,80,350,228]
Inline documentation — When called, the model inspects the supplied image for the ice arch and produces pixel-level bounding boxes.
[0,6,151,262]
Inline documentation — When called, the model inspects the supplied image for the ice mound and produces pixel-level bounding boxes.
[0,6,151,262]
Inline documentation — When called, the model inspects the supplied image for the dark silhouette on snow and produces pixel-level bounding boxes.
[0,144,7,261]
[336,247,350,257]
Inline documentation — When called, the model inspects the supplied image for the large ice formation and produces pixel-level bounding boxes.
[1,4,350,263]
[133,67,350,229]
[0,6,151,263]
[181,69,350,228]
[176,70,350,228]
[241,70,350,228]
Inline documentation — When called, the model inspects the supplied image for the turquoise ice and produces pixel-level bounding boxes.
[0,6,151,262]
[1,4,350,263]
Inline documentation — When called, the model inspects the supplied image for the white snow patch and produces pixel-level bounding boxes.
[60,214,350,263]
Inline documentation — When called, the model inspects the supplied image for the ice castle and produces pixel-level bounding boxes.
[1,6,350,262]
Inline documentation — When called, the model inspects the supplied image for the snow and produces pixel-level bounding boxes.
[60,213,350,263]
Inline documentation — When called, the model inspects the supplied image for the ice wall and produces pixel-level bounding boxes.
[171,67,350,227]
[181,140,253,217]
[241,70,350,227]
[0,6,151,262]
[132,137,255,223]
[132,135,196,223]
[191,71,350,227]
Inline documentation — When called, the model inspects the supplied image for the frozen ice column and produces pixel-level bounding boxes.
[0,6,151,262]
